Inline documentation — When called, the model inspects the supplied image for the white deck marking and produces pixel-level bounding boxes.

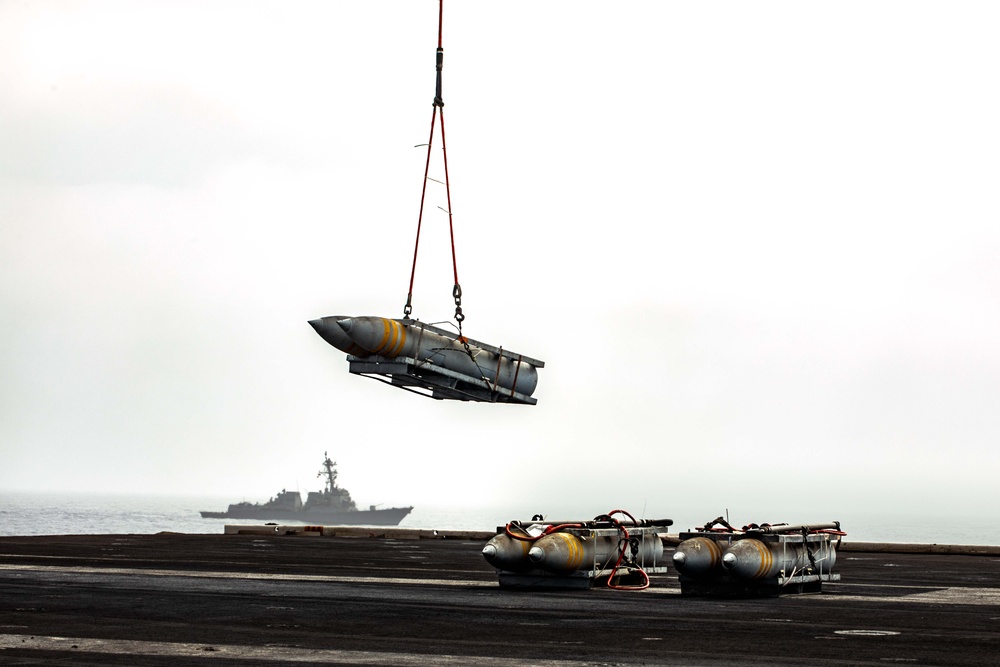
[0,563,480,588]
[822,586,1000,606]
[4,564,1000,605]
[0,635,603,665]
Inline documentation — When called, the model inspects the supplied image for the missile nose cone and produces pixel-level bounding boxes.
[308,315,372,356]
[527,546,544,563]
[722,552,737,570]
[482,544,497,561]
[672,551,687,567]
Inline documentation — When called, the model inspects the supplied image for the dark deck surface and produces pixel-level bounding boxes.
[1,533,999,666]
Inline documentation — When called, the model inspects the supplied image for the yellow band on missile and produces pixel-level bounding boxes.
[554,532,584,571]
[377,318,393,354]
[753,540,772,580]
[706,538,722,567]
[387,320,407,357]
[374,318,405,358]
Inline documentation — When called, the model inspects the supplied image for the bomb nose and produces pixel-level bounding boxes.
[528,546,544,563]
[722,552,737,569]
[672,551,687,567]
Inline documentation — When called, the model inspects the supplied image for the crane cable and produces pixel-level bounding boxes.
[403,0,464,332]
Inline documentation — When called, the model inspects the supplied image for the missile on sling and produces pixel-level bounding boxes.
[308,315,544,404]
[720,538,838,580]
[671,536,727,578]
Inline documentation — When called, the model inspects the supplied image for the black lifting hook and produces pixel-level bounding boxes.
[434,46,444,108]
[452,283,464,323]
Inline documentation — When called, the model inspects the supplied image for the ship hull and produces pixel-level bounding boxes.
[199,506,413,526]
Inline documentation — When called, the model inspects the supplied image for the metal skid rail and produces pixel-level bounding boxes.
[348,354,537,405]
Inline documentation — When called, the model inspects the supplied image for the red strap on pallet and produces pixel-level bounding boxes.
[404,0,462,323]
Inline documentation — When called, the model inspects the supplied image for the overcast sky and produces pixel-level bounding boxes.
[2,1,998,526]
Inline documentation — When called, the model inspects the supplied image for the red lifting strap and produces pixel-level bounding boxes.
[404,0,462,325]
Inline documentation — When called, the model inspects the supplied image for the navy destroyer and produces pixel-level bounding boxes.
[200,453,413,526]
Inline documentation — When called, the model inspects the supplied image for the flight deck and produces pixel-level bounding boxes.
[1,532,998,666]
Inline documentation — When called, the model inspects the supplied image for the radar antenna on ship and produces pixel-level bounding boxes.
[318,451,339,494]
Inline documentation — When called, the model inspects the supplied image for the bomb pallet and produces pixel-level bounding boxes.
[672,522,843,596]
[482,515,674,589]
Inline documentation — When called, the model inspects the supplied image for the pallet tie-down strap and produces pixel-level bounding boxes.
[408,321,474,379]
[410,322,429,369]
[510,354,523,401]
[484,349,525,402]
[803,528,818,572]
[489,347,504,401]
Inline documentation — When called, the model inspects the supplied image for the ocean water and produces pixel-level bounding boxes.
[0,493,998,546]
[0,493,484,537]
